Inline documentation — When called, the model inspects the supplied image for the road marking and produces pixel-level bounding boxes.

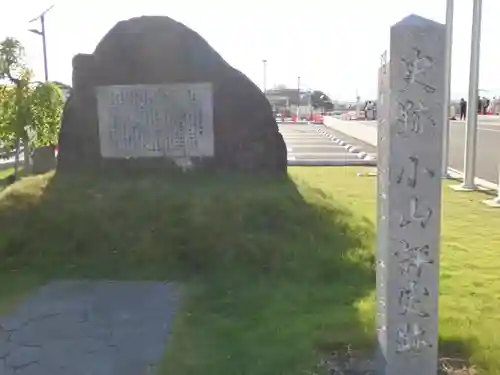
[287,155,296,161]
[287,147,293,152]
[285,144,346,149]
[289,152,361,158]
[280,135,324,139]
[285,139,342,144]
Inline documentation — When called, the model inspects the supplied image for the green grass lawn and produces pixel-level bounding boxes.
[0,167,22,192]
[0,166,18,180]
[0,167,499,374]
[0,168,13,180]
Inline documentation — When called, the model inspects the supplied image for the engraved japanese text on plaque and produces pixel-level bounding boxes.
[96,83,214,159]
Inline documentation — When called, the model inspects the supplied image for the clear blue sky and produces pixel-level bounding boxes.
[1,0,500,101]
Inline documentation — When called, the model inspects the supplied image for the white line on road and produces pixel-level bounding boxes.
[289,152,363,158]
[285,144,346,149]
[280,135,324,139]
[284,139,336,143]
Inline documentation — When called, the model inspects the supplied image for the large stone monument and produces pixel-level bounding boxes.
[57,16,286,174]
[376,15,445,375]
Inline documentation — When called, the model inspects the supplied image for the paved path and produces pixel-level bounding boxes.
[279,123,376,166]
[0,281,178,375]
[324,117,500,184]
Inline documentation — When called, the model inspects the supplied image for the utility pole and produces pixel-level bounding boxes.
[355,88,361,119]
[297,76,301,119]
[308,89,312,121]
[452,0,482,191]
[262,59,267,96]
[442,0,454,178]
[29,4,54,82]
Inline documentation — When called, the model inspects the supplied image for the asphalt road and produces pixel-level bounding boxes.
[448,118,500,183]
[278,123,376,166]
[360,116,500,183]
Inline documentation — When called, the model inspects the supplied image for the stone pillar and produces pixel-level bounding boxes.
[376,14,445,375]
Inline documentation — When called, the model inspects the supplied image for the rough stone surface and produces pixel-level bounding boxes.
[0,280,178,375]
[32,146,57,174]
[57,15,286,175]
[376,14,445,375]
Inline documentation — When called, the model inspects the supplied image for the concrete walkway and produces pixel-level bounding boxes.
[323,117,378,146]
[0,281,178,375]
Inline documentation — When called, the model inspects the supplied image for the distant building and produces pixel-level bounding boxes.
[266,88,318,117]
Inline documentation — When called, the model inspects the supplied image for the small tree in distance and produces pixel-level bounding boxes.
[0,37,63,177]
[310,90,334,112]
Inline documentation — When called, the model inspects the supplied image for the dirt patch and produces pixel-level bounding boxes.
[318,347,478,375]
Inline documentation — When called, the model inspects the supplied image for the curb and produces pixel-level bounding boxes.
[322,119,499,191]
[446,167,498,191]
[288,159,377,167]
[315,126,376,162]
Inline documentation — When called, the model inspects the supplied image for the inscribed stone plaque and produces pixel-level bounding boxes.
[376,14,445,375]
[96,83,214,159]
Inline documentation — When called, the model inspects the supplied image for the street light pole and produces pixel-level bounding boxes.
[29,5,54,82]
[442,0,454,178]
[262,59,267,95]
[355,88,361,119]
[297,76,301,119]
[40,15,48,82]
[454,0,482,191]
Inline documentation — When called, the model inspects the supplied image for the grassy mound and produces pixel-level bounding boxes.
[0,169,375,374]
[0,171,373,279]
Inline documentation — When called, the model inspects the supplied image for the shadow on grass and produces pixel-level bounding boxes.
[0,173,16,191]
[0,170,481,374]
[0,170,374,280]
[0,169,375,373]
[438,336,483,375]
